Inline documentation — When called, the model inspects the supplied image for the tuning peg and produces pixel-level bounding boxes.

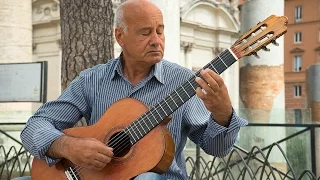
[262,46,270,51]
[252,52,260,59]
[271,40,279,46]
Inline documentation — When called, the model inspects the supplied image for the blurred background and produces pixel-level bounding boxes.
[0,0,320,179]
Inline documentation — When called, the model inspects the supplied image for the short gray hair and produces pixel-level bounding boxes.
[115,4,127,32]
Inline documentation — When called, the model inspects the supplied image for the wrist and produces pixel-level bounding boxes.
[211,109,232,127]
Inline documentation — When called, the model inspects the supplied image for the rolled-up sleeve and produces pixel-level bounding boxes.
[20,73,90,166]
[184,96,248,157]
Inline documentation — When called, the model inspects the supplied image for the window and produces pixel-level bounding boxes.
[295,6,302,22]
[294,86,302,97]
[294,32,302,43]
[294,55,302,72]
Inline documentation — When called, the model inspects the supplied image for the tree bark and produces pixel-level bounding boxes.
[60,0,114,91]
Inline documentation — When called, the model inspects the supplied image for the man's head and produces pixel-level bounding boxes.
[114,0,165,66]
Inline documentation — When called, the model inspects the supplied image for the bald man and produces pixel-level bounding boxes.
[18,0,248,179]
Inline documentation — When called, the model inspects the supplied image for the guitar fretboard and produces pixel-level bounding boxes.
[126,49,238,144]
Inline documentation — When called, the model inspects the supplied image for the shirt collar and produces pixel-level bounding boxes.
[111,53,164,84]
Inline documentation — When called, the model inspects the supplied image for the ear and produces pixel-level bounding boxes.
[115,28,125,47]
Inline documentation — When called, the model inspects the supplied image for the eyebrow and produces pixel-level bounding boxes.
[138,24,165,32]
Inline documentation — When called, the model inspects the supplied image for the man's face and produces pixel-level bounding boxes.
[115,8,165,65]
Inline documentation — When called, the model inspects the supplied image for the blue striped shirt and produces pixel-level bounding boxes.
[21,55,248,179]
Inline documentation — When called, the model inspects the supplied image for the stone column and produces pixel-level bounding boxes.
[239,0,286,173]
[0,0,32,112]
[151,0,181,65]
[181,41,194,70]
[306,64,320,176]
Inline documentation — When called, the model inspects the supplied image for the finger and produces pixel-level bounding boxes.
[195,76,214,95]
[201,69,220,92]
[95,153,112,164]
[207,68,225,87]
[196,87,206,100]
[95,143,114,157]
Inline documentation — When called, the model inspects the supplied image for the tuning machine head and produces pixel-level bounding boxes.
[271,40,279,46]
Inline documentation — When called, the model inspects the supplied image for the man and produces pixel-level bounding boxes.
[18,0,248,179]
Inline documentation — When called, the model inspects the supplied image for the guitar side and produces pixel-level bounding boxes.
[31,98,175,180]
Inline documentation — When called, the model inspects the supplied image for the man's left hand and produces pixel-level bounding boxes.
[195,68,232,127]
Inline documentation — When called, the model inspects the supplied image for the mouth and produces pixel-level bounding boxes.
[148,51,161,54]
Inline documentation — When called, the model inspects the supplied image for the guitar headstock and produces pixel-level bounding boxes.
[231,15,288,59]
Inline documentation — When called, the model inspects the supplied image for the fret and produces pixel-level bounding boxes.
[127,127,139,142]
[209,62,219,74]
[174,89,185,104]
[187,80,196,91]
[139,119,149,134]
[218,55,228,68]
[169,94,179,108]
[143,113,153,131]
[149,110,159,124]
[125,128,137,142]
[153,107,163,119]
[181,86,191,98]
[158,103,168,116]
[133,122,144,138]
[164,99,173,112]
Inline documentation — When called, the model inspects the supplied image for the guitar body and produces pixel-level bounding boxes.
[31,98,175,180]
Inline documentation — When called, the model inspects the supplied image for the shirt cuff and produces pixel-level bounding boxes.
[33,128,65,166]
[207,108,248,138]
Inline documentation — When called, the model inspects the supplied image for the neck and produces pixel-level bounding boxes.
[122,56,153,87]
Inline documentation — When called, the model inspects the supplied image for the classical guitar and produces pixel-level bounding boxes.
[31,15,288,180]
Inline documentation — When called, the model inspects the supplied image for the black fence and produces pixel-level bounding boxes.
[1,143,319,180]
[186,144,320,180]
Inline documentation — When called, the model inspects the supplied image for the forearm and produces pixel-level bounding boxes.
[46,135,74,160]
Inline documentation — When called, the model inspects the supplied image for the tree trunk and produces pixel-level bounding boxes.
[60,0,114,91]
[60,0,114,126]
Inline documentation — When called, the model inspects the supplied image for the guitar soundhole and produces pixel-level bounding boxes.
[108,131,132,158]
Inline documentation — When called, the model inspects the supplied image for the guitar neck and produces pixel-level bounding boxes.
[127,48,238,144]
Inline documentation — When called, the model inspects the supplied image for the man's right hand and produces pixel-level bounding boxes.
[47,136,113,171]
[66,137,114,170]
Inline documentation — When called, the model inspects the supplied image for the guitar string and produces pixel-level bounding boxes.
[71,50,233,176]
[71,50,235,176]
[71,50,234,176]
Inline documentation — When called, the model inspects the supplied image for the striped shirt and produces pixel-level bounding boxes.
[20,55,248,179]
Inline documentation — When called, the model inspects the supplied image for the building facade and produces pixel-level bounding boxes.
[284,0,320,109]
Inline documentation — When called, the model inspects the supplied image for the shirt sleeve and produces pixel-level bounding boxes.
[184,96,248,157]
[20,73,91,166]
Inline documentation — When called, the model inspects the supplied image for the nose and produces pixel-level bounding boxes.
[149,31,162,47]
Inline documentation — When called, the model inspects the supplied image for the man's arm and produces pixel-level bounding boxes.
[184,96,248,157]
[20,74,90,165]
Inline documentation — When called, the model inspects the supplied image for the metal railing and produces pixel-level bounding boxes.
[186,143,320,180]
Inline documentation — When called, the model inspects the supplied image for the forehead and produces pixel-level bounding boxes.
[126,6,163,27]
